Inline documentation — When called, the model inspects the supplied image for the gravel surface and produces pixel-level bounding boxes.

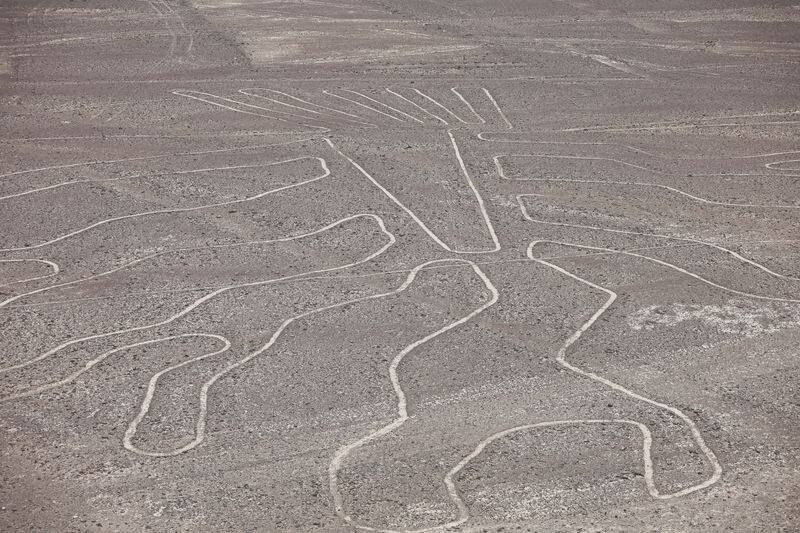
[1,0,798,531]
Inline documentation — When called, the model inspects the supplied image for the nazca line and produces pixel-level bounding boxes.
[324,87,502,126]
[141,0,198,74]
[0,213,394,376]
[527,240,724,495]
[0,258,59,288]
[176,86,511,131]
[766,159,800,170]
[3,240,498,459]
[385,88,449,124]
[1,132,501,308]
[496,151,800,283]
[0,139,310,181]
[1,214,396,457]
[125,259,466,455]
[328,259,499,531]
[1,333,229,405]
[0,139,310,201]
[324,183,790,530]
[9,237,792,310]
[0,156,329,252]
[1,161,312,202]
[568,121,800,132]
[18,88,511,258]
[0,239,737,310]
[515,193,800,283]
[530,240,800,304]
[141,0,176,75]
[130,259,493,457]
[477,133,800,168]
[418,88,483,124]
[323,90,412,124]
[239,89,378,126]
[1,132,498,311]
[495,154,800,210]
[446,235,800,528]
[493,150,800,187]
[173,90,329,134]
[168,90,507,253]
[328,238,758,532]
[324,136,501,254]
[559,110,799,133]
[178,87,480,131]
[431,419,690,533]
[337,89,424,123]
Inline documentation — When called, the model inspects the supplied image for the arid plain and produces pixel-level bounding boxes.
[1,0,799,531]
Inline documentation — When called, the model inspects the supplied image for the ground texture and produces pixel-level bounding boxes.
[1,1,799,531]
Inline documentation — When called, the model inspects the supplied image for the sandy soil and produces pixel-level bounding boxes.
[1,0,798,531]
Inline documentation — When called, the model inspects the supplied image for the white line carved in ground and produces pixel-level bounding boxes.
[6,78,798,532]
[0,214,397,457]
[328,259,499,531]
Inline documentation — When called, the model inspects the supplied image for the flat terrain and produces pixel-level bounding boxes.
[1,1,798,531]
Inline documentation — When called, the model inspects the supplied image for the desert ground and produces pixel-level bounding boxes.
[1,0,799,531]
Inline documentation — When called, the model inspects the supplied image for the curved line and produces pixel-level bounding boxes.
[527,240,723,492]
[325,136,500,254]
[496,154,800,209]
[564,120,800,133]
[0,139,309,181]
[0,209,373,312]
[0,213,395,374]
[515,194,800,283]
[332,239,742,531]
[438,419,665,532]
[322,90,407,122]
[1,156,317,202]
[328,259,499,529]
[133,258,489,456]
[124,333,234,456]
[476,133,799,161]
[412,88,480,125]
[494,151,661,174]
[338,90,425,124]
[0,259,60,288]
[0,157,330,252]
[529,238,800,303]
[1,333,230,403]
[243,88,364,119]
[238,89,377,127]
[448,131,501,253]
[346,90,426,122]
[5,257,575,310]
[765,159,800,171]
[449,88,486,124]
